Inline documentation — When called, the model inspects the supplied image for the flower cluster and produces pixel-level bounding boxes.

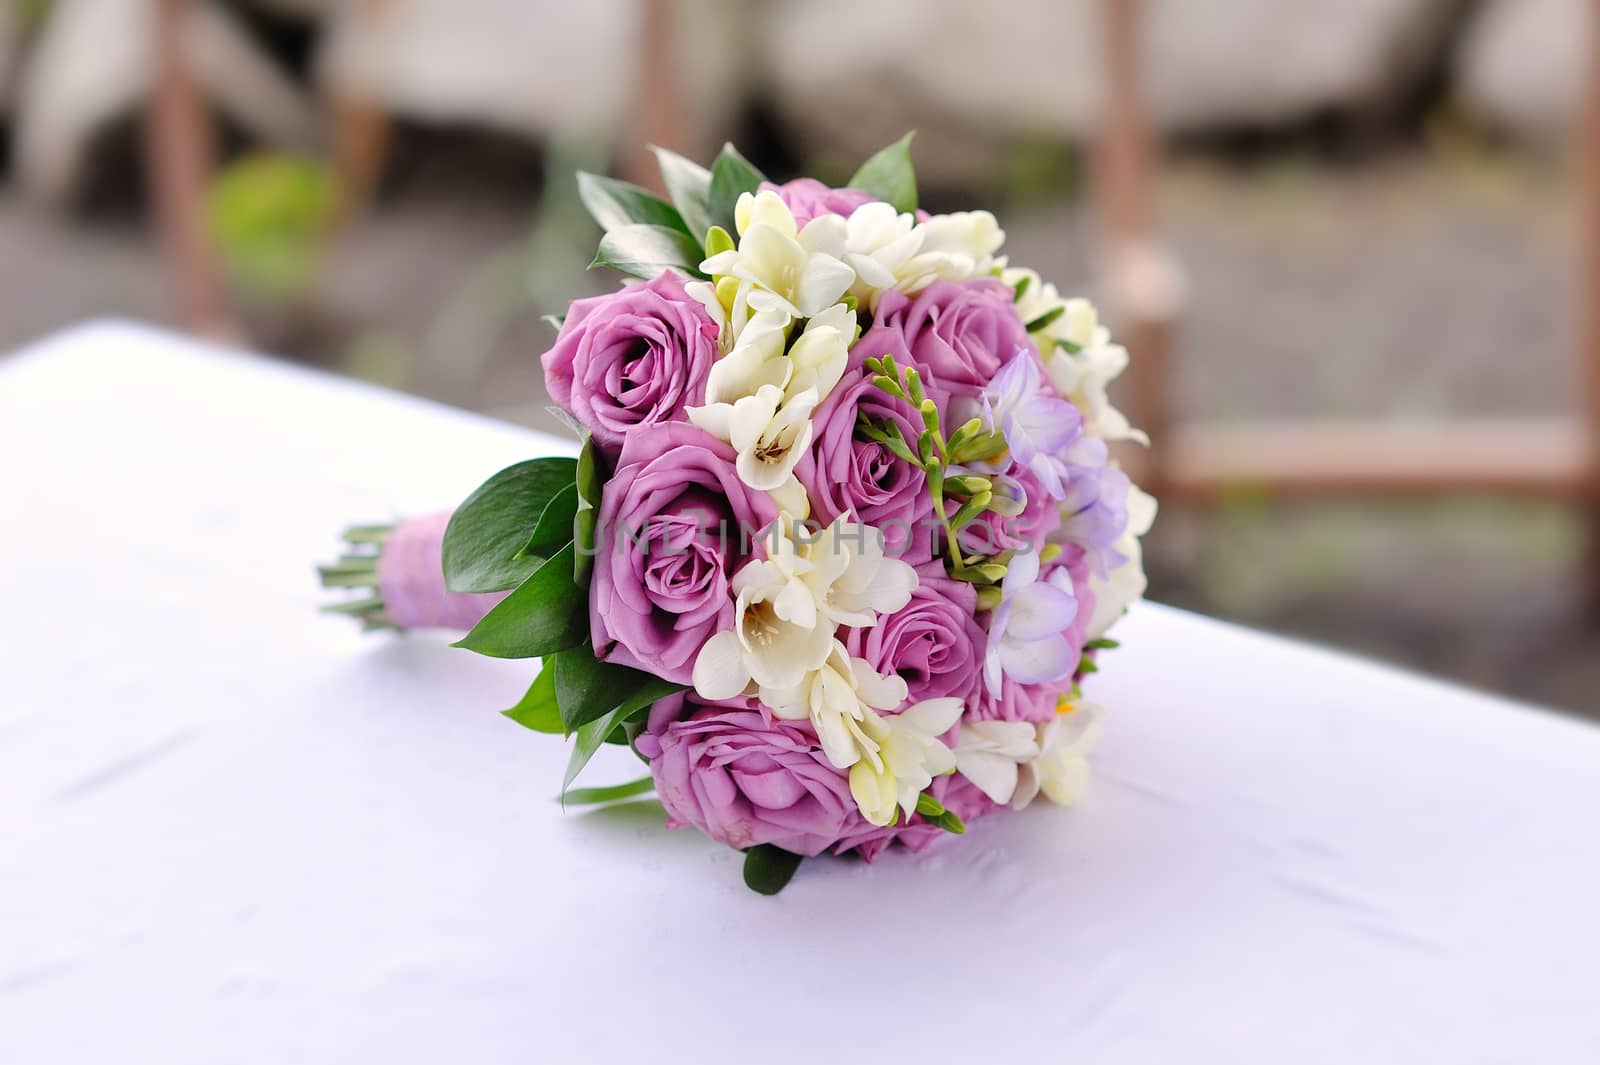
[327,137,1155,894]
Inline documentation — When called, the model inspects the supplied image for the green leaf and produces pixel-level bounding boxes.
[1085,637,1120,651]
[743,844,804,896]
[560,775,655,806]
[576,171,689,235]
[518,482,579,562]
[554,645,668,732]
[933,810,966,834]
[502,661,562,733]
[453,544,587,659]
[1025,304,1066,332]
[561,677,685,795]
[848,132,918,214]
[915,792,947,817]
[573,435,606,584]
[706,142,767,235]
[651,147,715,242]
[443,457,577,593]
[591,223,706,280]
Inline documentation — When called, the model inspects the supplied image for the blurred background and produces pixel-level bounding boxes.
[1,0,1596,717]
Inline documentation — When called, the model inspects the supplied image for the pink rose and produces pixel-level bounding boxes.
[842,562,984,705]
[761,178,875,228]
[591,423,779,685]
[870,278,1033,399]
[639,705,857,857]
[793,358,934,562]
[540,273,720,458]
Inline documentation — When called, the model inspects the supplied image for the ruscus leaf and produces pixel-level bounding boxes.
[453,544,587,659]
[591,223,706,280]
[651,147,715,242]
[576,172,689,235]
[443,457,578,593]
[706,142,767,235]
[848,132,918,214]
[560,775,656,806]
[502,661,562,733]
[743,844,804,896]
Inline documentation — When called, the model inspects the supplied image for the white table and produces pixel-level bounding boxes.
[4,322,1599,1064]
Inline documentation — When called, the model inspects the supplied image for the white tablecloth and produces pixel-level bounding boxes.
[4,322,1599,1064]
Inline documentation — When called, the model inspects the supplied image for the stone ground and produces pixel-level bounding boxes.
[3,144,1596,718]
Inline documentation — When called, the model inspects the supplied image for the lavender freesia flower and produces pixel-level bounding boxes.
[983,546,1080,699]
[979,349,1082,501]
[1053,437,1133,578]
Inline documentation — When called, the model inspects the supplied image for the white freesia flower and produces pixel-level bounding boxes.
[1012,701,1105,809]
[758,515,919,631]
[842,204,1006,304]
[784,302,855,401]
[688,305,855,492]
[915,209,1005,277]
[1003,267,1060,333]
[691,551,835,700]
[952,720,1041,804]
[692,517,919,703]
[1040,297,1148,446]
[849,697,964,827]
[725,384,818,491]
[1085,482,1157,639]
[842,202,925,298]
[761,639,908,772]
[701,190,855,324]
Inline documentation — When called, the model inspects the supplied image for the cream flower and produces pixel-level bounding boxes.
[761,639,908,772]
[1040,297,1147,445]
[915,209,1005,277]
[725,384,818,491]
[842,202,924,298]
[701,190,855,323]
[849,697,964,826]
[1012,700,1105,810]
[691,517,919,701]
[757,515,919,631]
[688,304,855,492]
[952,720,1041,805]
[842,204,1006,304]
[691,550,835,699]
[783,302,855,401]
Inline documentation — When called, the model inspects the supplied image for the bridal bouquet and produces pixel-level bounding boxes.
[322,136,1155,894]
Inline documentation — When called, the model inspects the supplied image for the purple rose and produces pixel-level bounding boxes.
[871,278,1032,398]
[591,423,778,684]
[639,704,857,856]
[843,562,984,705]
[761,178,875,228]
[794,358,933,561]
[540,273,720,457]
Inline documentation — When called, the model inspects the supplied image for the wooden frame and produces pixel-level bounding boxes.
[146,0,228,337]
[1098,0,1600,598]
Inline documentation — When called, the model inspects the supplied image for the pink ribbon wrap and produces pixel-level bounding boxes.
[377,512,507,631]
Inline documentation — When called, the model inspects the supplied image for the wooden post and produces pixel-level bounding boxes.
[1582,0,1600,609]
[1096,0,1174,493]
[621,0,687,195]
[329,0,395,226]
[146,0,228,337]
